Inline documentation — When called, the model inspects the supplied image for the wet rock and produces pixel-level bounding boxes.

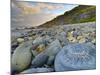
[31,52,49,68]
[11,40,33,72]
[55,43,96,71]
[20,68,54,74]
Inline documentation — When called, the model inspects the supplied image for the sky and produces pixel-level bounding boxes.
[11,0,78,28]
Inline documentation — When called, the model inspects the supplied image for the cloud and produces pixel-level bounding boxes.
[11,1,78,27]
[36,2,64,10]
[12,1,41,15]
[12,13,57,27]
[12,1,65,15]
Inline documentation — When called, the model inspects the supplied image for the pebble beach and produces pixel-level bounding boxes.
[11,22,96,74]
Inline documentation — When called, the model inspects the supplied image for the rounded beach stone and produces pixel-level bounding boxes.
[31,50,39,56]
[45,39,62,56]
[55,43,96,71]
[31,52,49,68]
[78,38,86,43]
[67,36,77,43]
[55,34,68,46]
[11,41,33,72]
[32,37,43,45]
[77,36,83,40]
[60,31,67,37]
[17,38,24,44]
[31,39,62,68]
[28,37,33,40]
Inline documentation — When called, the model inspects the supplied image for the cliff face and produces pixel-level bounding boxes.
[38,5,96,28]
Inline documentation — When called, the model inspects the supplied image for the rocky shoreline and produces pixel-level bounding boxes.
[11,22,96,74]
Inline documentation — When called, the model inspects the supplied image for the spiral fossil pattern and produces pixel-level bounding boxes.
[54,43,96,71]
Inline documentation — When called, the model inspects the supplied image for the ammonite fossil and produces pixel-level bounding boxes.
[55,43,96,71]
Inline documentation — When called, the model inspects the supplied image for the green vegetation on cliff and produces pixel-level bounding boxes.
[39,5,96,28]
